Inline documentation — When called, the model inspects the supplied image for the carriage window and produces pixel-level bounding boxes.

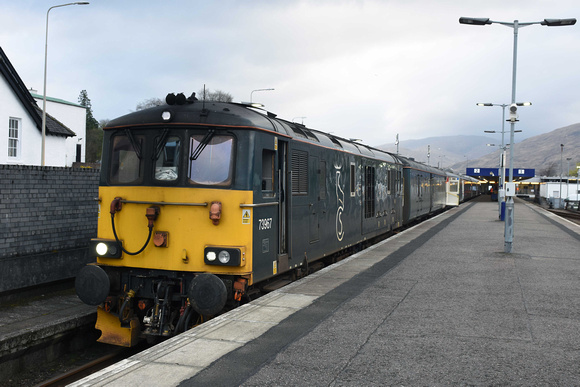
[188,135,234,186]
[110,134,144,184]
[262,149,275,196]
[350,163,356,197]
[155,136,180,181]
[449,178,459,193]
[417,176,422,196]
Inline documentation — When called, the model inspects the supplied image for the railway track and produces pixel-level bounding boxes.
[546,208,580,225]
[36,344,149,387]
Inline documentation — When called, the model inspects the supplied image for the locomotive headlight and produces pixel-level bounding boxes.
[218,250,230,264]
[96,242,108,256]
[206,251,217,262]
[90,239,122,258]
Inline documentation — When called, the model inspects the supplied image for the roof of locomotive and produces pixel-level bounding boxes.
[105,94,399,164]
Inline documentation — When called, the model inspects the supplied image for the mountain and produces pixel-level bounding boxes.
[376,135,494,169]
[449,123,580,175]
[376,124,580,176]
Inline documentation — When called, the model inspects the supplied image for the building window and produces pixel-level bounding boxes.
[8,118,20,158]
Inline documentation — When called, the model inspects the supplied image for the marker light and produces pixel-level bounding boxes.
[218,250,231,264]
[162,111,171,121]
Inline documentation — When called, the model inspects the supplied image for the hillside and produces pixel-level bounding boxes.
[376,123,580,176]
[449,123,580,175]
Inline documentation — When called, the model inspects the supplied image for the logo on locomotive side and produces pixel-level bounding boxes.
[335,165,345,241]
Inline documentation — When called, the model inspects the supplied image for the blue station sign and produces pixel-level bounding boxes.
[466,168,535,178]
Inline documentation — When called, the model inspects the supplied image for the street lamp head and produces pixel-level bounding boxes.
[459,17,491,26]
[75,2,90,4]
[541,18,576,26]
[476,103,493,106]
[516,102,532,106]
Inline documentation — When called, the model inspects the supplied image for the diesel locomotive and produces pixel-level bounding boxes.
[75,93,468,347]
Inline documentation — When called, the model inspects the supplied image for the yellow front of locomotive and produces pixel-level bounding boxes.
[76,102,261,346]
[96,185,253,276]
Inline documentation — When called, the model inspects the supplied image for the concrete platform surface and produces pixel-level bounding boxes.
[71,199,580,386]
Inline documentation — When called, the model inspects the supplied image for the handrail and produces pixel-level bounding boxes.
[239,202,279,208]
[120,199,208,207]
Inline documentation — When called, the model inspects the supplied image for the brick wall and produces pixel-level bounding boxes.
[0,165,100,293]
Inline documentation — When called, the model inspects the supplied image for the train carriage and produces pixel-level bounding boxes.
[399,157,447,223]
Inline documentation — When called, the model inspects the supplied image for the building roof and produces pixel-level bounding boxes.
[0,46,75,137]
[30,92,85,109]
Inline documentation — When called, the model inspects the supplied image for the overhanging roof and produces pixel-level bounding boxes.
[0,46,75,137]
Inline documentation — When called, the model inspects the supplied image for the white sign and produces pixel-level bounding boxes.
[505,183,516,197]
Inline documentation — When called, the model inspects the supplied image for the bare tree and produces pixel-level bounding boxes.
[539,161,558,176]
[197,88,233,102]
[136,97,165,110]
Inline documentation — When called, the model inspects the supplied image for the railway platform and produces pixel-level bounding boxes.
[66,197,580,385]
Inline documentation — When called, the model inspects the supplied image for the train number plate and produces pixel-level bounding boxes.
[258,218,273,230]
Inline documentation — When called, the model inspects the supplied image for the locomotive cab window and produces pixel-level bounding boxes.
[110,133,144,184]
[188,134,235,186]
[155,135,181,181]
[262,149,275,197]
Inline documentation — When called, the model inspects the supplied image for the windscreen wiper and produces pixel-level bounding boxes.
[153,128,169,160]
[125,129,143,159]
[190,129,215,160]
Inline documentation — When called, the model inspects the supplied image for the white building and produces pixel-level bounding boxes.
[0,46,86,167]
[30,92,86,165]
[539,177,580,203]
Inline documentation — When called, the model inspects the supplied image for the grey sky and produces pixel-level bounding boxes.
[1,0,578,146]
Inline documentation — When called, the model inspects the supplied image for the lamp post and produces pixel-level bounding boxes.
[577,166,580,203]
[250,88,274,103]
[566,157,572,202]
[42,2,89,166]
[560,144,564,208]
[479,102,528,218]
[461,16,576,253]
